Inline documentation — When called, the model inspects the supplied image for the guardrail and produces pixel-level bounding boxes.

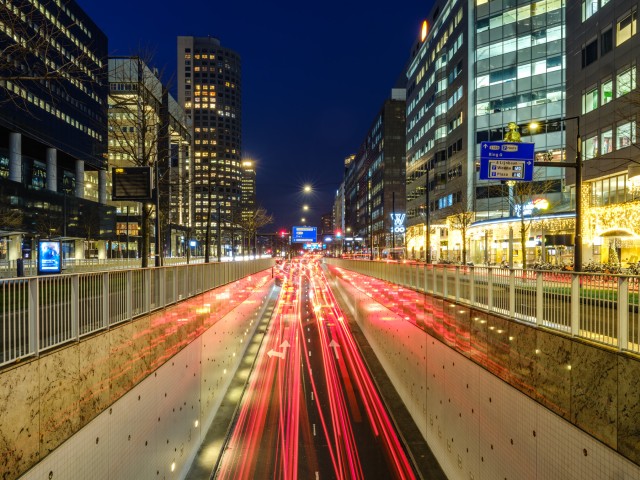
[326,259,640,355]
[0,259,275,367]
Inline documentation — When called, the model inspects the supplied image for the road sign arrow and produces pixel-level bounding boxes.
[267,349,285,360]
[329,339,340,360]
[280,340,291,351]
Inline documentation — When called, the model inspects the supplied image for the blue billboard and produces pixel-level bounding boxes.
[292,226,317,243]
[38,240,62,275]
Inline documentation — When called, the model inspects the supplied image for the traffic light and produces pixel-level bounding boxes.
[335,230,342,238]
[280,230,286,238]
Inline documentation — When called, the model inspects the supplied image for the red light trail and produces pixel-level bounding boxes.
[214,258,417,479]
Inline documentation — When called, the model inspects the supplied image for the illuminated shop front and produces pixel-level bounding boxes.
[468,213,575,266]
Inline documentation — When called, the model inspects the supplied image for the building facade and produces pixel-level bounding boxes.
[343,91,406,258]
[177,36,242,258]
[0,0,112,261]
[240,159,256,224]
[405,0,571,266]
[471,0,570,268]
[404,1,469,262]
[107,57,190,261]
[566,0,640,266]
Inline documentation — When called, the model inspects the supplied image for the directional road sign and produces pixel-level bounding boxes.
[479,142,535,181]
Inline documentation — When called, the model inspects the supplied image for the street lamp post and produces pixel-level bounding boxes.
[531,116,582,272]
[425,167,431,263]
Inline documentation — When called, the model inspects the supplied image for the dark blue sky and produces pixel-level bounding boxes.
[79,1,432,230]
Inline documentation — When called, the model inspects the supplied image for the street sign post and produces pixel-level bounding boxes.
[479,142,535,181]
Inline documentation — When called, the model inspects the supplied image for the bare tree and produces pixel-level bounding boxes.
[508,178,562,269]
[448,205,475,265]
[239,207,274,256]
[108,56,167,268]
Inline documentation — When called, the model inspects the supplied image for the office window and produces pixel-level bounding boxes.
[602,79,613,104]
[582,87,598,113]
[601,28,613,55]
[617,121,636,148]
[584,134,598,160]
[583,0,598,21]
[617,67,636,97]
[617,11,637,46]
[581,39,598,67]
[601,129,613,155]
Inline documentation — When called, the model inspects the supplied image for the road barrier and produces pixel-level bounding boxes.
[0,259,274,367]
[325,259,640,355]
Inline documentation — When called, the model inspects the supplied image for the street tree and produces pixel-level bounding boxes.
[240,207,274,255]
[448,204,475,265]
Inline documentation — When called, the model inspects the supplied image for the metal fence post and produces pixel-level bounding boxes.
[28,278,39,356]
[159,268,166,308]
[571,274,580,336]
[126,270,133,321]
[509,269,516,318]
[487,268,494,312]
[469,266,476,306]
[455,266,460,302]
[618,276,629,351]
[536,272,543,326]
[71,274,79,341]
[101,272,110,328]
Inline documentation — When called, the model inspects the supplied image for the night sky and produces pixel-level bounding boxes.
[79,0,432,231]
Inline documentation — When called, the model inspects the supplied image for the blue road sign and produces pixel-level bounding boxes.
[479,142,535,181]
[292,226,317,243]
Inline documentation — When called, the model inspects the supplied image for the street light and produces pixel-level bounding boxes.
[302,204,309,211]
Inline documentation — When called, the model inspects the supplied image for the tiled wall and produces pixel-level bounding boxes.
[330,273,640,480]
[0,271,273,480]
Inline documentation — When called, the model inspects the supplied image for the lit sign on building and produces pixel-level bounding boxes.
[421,20,429,42]
[390,213,406,234]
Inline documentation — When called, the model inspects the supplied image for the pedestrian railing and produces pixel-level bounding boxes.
[0,259,274,367]
[326,259,640,355]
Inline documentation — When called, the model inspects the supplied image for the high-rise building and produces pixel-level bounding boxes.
[404,2,469,262]
[405,0,570,266]
[107,57,190,260]
[471,0,569,267]
[566,1,640,265]
[0,0,111,260]
[177,36,242,257]
[343,90,406,258]
[241,159,256,225]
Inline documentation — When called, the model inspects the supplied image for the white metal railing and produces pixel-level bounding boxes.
[0,259,274,367]
[326,259,640,355]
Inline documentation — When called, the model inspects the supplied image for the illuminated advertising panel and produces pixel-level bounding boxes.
[292,226,317,243]
[38,240,62,275]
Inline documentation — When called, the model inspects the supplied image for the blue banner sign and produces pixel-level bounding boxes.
[292,226,317,243]
[479,142,535,181]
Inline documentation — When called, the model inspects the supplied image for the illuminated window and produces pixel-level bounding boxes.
[600,129,613,155]
[617,11,636,46]
[584,134,599,160]
[601,79,613,104]
[582,87,598,113]
[617,121,636,148]
[617,66,636,97]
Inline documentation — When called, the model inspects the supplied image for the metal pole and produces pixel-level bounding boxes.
[426,169,431,263]
[574,117,583,272]
[392,191,396,253]
[217,202,222,262]
[154,161,161,267]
